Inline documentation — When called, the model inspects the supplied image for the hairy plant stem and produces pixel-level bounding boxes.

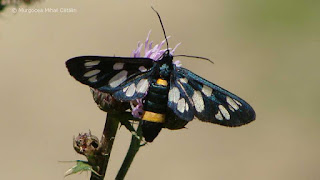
[90,112,120,180]
[116,122,142,180]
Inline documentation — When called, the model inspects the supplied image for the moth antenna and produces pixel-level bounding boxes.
[151,6,169,50]
[174,54,214,64]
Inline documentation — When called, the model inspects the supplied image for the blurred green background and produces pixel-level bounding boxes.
[0,0,319,179]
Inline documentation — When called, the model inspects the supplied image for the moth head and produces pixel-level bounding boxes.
[158,49,173,63]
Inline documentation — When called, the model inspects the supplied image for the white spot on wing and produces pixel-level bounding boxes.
[192,91,204,112]
[136,79,149,93]
[201,85,213,97]
[179,78,188,84]
[226,96,239,110]
[177,98,186,113]
[215,111,223,120]
[113,63,124,70]
[228,105,235,112]
[88,75,98,83]
[168,87,180,103]
[122,86,129,92]
[126,83,136,97]
[139,66,147,72]
[234,99,242,106]
[109,70,128,88]
[85,60,100,67]
[84,70,100,77]
[218,105,230,120]
[185,102,189,112]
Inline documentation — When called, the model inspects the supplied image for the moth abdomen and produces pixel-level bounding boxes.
[143,79,169,114]
[141,78,170,142]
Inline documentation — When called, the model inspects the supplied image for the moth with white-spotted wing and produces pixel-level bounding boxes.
[66,8,256,142]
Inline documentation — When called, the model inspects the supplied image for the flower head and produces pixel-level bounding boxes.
[130,99,144,118]
[131,30,181,61]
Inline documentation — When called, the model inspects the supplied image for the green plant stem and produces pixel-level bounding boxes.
[115,122,142,180]
[90,112,120,180]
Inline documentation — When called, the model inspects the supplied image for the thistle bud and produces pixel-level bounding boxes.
[90,88,130,113]
[73,131,100,157]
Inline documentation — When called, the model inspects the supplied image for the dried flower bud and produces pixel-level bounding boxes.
[90,88,130,113]
[73,131,100,157]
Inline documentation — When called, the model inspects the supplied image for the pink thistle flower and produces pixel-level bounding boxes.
[130,99,144,118]
[131,30,181,61]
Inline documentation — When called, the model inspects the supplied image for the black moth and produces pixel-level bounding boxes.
[66,8,256,142]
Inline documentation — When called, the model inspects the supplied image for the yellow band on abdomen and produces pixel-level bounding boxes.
[142,111,166,123]
[156,79,168,86]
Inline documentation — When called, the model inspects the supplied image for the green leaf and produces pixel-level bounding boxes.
[64,160,100,177]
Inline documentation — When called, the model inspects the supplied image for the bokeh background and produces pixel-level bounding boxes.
[1,0,319,179]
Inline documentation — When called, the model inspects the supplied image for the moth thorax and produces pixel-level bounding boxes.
[159,63,171,78]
